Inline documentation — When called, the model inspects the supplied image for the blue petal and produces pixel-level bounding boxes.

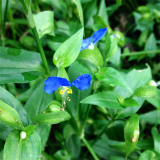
[71,74,92,90]
[93,28,107,44]
[44,77,71,94]
[80,36,93,51]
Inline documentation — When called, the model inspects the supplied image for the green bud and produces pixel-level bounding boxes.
[0,100,23,130]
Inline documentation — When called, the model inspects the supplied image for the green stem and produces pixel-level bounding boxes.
[2,0,9,35]
[121,50,160,57]
[20,0,50,75]
[32,27,50,75]
[79,88,97,137]
[155,108,159,128]
[82,137,99,160]
[9,8,16,40]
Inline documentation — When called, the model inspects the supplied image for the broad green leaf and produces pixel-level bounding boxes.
[133,85,156,98]
[4,130,41,160]
[145,33,157,57]
[139,110,160,124]
[139,150,157,160]
[115,65,152,118]
[151,127,160,154]
[92,138,124,159]
[106,36,118,59]
[34,11,54,39]
[95,67,132,92]
[47,34,68,51]
[0,47,44,84]
[146,89,160,109]
[0,86,30,127]
[36,123,51,150]
[24,80,53,119]
[72,0,84,27]
[70,60,98,79]
[0,122,13,140]
[118,95,139,108]
[124,114,139,158]
[22,125,37,136]
[66,134,81,160]
[83,0,97,27]
[53,28,84,68]
[81,91,124,109]
[0,100,23,130]
[78,47,103,68]
[31,111,71,124]
[98,0,109,24]
[108,47,121,68]
[63,124,76,141]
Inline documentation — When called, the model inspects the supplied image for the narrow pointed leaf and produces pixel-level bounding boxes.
[53,28,84,68]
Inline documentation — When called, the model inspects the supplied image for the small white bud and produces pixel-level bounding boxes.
[20,131,26,139]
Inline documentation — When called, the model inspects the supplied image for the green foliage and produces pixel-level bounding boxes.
[0,0,160,160]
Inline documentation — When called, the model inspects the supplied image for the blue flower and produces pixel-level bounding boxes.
[44,74,92,94]
[80,28,107,51]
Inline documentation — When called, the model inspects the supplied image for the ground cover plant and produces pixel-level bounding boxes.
[0,0,160,159]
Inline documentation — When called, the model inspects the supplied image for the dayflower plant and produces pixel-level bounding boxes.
[44,74,92,94]
[80,28,107,51]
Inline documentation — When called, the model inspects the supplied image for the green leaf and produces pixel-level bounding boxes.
[95,67,132,92]
[152,127,160,154]
[139,150,157,160]
[53,28,83,68]
[0,100,23,130]
[106,36,118,60]
[115,65,152,119]
[108,47,121,68]
[72,0,84,27]
[24,80,53,119]
[31,111,71,124]
[4,130,41,160]
[105,31,111,55]
[116,0,122,7]
[0,47,44,84]
[139,110,160,124]
[133,85,156,98]
[34,11,54,39]
[146,89,160,109]
[36,124,51,151]
[66,134,81,160]
[0,86,30,127]
[22,125,37,136]
[98,0,109,25]
[113,31,125,47]
[124,114,139,158]
[118,95,139,108]
[78,47,103,68]
[81,91,124,109]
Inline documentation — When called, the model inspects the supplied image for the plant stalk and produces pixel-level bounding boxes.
[82,137,99,160]
[20,0,50,75]
[121,50,160,57]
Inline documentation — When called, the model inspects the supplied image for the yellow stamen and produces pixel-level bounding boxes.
[60,90,64,94]
[67,97,71,101]
[67,89,72,94]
